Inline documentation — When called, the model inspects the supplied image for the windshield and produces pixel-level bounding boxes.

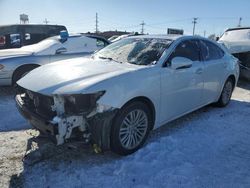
[95,38,172,65]
[220,29,250,42]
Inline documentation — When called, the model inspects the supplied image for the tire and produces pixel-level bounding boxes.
[12,65,39,85]
[215,78,234,107]
[111,101,152,155]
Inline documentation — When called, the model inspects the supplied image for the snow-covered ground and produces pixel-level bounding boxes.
[0,81,250,188]
[0,87,30,132]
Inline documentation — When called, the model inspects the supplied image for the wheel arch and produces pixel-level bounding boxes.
[119,96,156,130]
[228,74,236,88]
[12,64,40,85]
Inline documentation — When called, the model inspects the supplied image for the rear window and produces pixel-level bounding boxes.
[220,29,250,41]
[200,40,224,61]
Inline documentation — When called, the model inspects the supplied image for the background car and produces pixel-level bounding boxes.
[219,27,250,80]
[0,24,67,49]
[16,35,239,155]
[0,32,110,86]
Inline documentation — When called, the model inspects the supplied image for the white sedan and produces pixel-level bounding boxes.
[0,33,109,86]
[16,35,239,155]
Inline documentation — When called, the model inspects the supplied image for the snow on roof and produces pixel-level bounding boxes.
[129,34,183,41]
[20,38,59,53]
[225,27,250,32]
[220,28,250,42]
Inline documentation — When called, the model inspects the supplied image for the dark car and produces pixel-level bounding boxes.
[0,24,67,49]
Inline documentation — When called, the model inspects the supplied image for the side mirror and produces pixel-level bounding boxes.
[56,47,67,54]
[171,57,193,70]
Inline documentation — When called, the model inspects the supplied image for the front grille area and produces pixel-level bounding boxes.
[22,90,56,120]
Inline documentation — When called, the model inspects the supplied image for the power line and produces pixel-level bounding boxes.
[140,21,145,34]
[238,17,242,27]
[192,17,198,36]
[147,18,191,26]
[95,12,99,33]
[43,18,49,24]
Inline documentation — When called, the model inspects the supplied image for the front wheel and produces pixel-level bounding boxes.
[215,78,234,107]
[111,101,152,155]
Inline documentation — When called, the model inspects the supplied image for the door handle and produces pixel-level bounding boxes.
[195,68,203,74]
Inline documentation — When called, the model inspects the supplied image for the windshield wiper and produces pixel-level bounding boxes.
[98,56,123,64]
[99,56,113,61]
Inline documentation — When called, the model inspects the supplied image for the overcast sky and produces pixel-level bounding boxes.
[0,0,250,36]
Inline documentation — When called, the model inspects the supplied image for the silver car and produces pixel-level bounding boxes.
[0,34,109,86]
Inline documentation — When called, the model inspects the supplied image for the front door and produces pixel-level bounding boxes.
[160,39,204,123]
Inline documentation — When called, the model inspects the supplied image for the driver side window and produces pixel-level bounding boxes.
[166,40,200,66]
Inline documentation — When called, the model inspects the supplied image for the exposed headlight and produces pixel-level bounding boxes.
[64,91,106,115]
[0,64,4,70]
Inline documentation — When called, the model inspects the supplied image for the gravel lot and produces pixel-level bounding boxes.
[0,81,250,188]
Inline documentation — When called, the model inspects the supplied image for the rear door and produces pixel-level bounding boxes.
[199,40,226,104]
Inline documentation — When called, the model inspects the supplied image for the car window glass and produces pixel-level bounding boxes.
[200,40,224,61]
[96,38,172,65]
[168,40,200,64]
[62,36,97,54]
[96,39,105,48]
[10,33,21,48]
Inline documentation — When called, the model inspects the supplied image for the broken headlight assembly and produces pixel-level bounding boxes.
[63,91,106,115]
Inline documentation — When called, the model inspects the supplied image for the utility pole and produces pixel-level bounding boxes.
[204,30,206,37]
[43,18,49,24]
[238,17,242,27]
[192,18,198,36]
[140,21,145,34]
[95,13,99,33]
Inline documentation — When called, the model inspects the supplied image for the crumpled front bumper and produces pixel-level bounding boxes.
[16,94,58,138]
[16,94,118,151]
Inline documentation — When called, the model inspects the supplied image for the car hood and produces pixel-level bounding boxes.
[17,57,140,95]
[0,48,32,60]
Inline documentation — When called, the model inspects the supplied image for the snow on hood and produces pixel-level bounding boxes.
[0,48,33,60]
[17,57,139,95]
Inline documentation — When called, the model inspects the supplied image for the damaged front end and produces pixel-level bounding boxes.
[15,87,117,151]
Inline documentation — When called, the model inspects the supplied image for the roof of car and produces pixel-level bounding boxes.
[225,27,250,32]
[128,34,206,41]
[47,34,95,41]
